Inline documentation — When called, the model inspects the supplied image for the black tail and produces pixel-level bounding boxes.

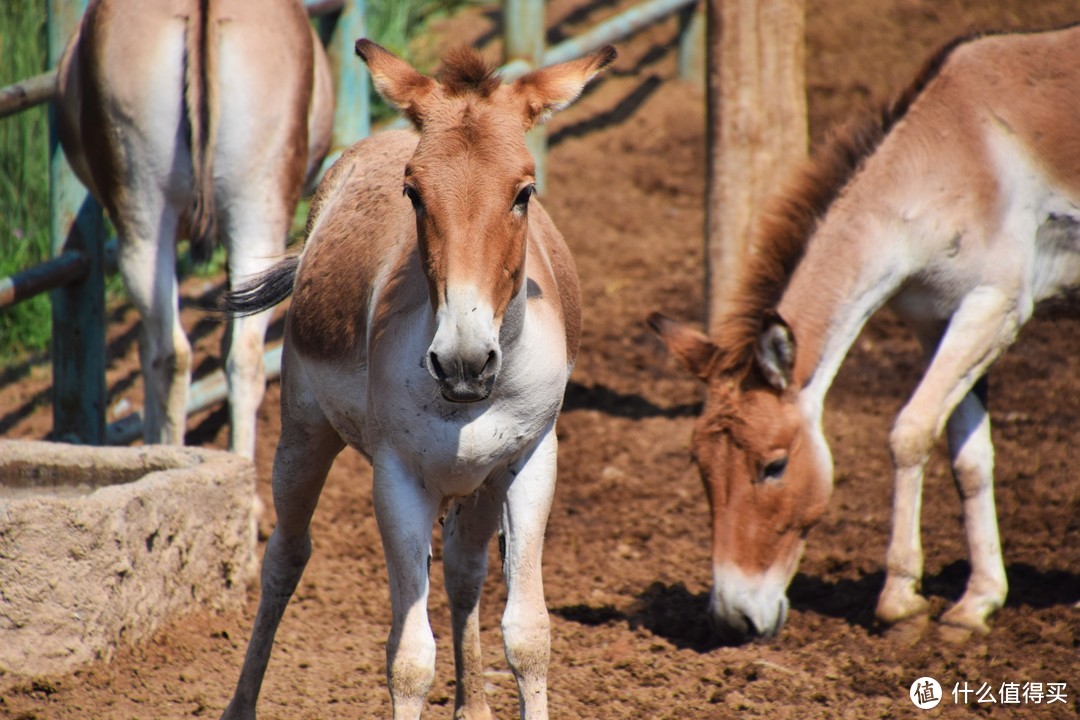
[221,255,300,317]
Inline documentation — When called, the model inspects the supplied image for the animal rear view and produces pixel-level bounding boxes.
[56,0,334,460]
[220,40,615,719]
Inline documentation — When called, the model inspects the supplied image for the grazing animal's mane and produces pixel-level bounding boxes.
[712,31,982,376]
[438,46,501,98]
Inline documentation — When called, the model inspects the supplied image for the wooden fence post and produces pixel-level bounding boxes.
[48,0,108,444]
[504,0,546,191]
[704,0,806,334]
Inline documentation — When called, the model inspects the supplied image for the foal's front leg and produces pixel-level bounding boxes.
[222,396,343,720]
[444,488,501,720]
[878,287,1018,627]
[940,380,1006,633]
[499,430,559,720]
[373,450,442,719]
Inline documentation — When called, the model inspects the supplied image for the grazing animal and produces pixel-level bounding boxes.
[650,25,1080,642]
[219,41,614,719]
[56,0,334,459]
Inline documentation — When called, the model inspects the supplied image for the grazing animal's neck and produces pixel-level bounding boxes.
[779,205,907,417]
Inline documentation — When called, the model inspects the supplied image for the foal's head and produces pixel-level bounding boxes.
[649,312,833,642]
[356,40,614,402]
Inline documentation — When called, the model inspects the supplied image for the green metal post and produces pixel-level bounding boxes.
[678,1,705,86]
[327,0,369,150]
[48,0,108,445]
[504,0,546,192]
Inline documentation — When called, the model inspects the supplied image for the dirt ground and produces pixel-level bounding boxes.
[1,0,1078,718]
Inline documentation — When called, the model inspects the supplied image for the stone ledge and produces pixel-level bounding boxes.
[0,440,256,678]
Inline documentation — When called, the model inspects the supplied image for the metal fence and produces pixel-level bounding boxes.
[0,0,701,445]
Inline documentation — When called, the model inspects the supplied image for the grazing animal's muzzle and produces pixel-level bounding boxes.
[708,565,790,644]
[427,344,501,403]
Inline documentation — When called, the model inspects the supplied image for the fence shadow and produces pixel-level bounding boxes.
[561,379,699,419]
[550,74,664,147]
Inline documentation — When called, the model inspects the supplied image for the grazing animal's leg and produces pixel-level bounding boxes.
[373,451,441,720]
[878,286,1020,626]
[940,377,1006,633]
[443,490,501,720]
[114,205,191,446]
[500,430,558,720]
[221,359,344,720]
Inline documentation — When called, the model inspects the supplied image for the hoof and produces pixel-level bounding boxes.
[875,590,930,626]
[940,602,993,636]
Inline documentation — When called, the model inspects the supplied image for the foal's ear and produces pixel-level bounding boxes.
[647,312,719,382]
[755,311,797,392]
[355,39,437,127]
[510,46,617,130]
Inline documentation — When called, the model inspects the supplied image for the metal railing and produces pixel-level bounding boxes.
[1,0,701,446]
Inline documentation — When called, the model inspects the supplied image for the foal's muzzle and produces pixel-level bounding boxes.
[426,344,500,403]
[708,567,790,644]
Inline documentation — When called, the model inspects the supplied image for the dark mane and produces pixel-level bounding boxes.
[713,31,977,375]
[438,47,501,98]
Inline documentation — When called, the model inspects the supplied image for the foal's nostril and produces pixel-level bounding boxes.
[429,351,447,381]
[740,610,760,637]
[480,349,497,377]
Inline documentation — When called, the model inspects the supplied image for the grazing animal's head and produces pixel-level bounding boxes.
[648,312,833,643]
[356,40,615,402]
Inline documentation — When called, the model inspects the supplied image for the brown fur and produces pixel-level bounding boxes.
[438,47,502,98]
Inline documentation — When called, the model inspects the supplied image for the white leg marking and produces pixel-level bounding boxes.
[443,490,500,720]
[499,430,558,720]
[115,206,191,446]
[373,450,441,720]
[941,386,1007,633]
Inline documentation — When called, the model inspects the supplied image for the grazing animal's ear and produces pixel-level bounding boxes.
[755,311,796,392]
[647,312,719,382]
[510,46,617,130]
[355,39,437,127]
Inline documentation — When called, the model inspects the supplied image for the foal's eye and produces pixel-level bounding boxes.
[403,184,423,213]
[760,456,788,483]
[513,184,535,212]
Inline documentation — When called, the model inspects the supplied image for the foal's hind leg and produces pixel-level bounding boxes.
[221,361,343,720]
[939,377,1006,633]
[878,287,1020,627]
[443,489,501,720]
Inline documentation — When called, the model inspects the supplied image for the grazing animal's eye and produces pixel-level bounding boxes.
[513,184,535,212]
[760,456,788,483]
[403,184,423,213]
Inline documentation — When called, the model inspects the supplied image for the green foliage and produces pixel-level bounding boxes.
[365,0,479,123]
[0,0,50,361]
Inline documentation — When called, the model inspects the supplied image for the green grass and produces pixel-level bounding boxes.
[0,0,50,362]
[0,0,480,364]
